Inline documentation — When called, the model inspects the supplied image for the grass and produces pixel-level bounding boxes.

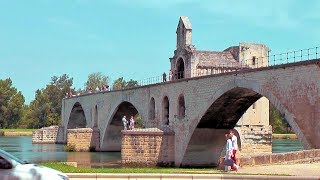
[272,134,297,139]
[0,129,35,132]
[41,162,221,174]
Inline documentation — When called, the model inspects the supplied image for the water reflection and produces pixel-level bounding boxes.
[0,136,120,167]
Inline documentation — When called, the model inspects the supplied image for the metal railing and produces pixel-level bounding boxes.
[65,46,319,98]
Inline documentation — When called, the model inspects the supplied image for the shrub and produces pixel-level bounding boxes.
[89,146,96,152]
[64,144,76,152]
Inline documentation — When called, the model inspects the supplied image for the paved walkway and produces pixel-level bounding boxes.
[67,162,320,179]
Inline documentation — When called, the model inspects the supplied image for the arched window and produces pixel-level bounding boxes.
[149,97,155,120]
[178,95,185,118]
[176,58,185,79]
[93,105,98,128]
[162,96,169,125]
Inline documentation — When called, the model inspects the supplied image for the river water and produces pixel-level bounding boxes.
[0,136,303,167]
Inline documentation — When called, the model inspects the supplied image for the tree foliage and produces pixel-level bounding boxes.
[0,78,25,128]
[112,77,139,90]
[269,103,290,133]
[20,74,74,128]
[84,72,109,91]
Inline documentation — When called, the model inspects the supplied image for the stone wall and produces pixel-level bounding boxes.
[122,128,175,166]
[238,125,272,155]
[32,126,59,144]
[67,128,100,151]
[218,149,320,169]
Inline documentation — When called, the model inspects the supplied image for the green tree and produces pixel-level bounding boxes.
[112,77,139,90]
[112,77,126,90]
[269,103,288,133]
[126,79,139,88]
[22,74,74,128]
[0,78,25,128]
[84,72,109,91]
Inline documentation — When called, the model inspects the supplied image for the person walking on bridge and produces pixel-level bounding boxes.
[122,116,128,130]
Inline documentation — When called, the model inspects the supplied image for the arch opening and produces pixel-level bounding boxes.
[162,96,170,125]
[101,101,140,151]
[176,58,185,79]
[197,87,262,129]
[178,95,185,119]
[181,86,304,167]
[93,105,98,128]
[67,102,87,129]
[149,97,155,120]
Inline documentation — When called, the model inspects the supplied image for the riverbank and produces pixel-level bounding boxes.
[0,129,34,136]
[272,133,297,139]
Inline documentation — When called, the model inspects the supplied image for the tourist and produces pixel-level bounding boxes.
[122,116,127,130]
[224,133,239,172]
[230,129,238,170]
[163,72,167,82]
[68,91,73,97]
[129,116,135,130]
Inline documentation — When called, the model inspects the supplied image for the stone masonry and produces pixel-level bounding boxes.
[67,128,100,151]
[122,128,175,167]
[32,126,64,144]
[237,125,272,155]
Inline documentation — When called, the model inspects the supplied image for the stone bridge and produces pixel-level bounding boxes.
[61,59,320,167]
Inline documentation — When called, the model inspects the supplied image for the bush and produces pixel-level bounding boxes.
[89,146,96,152]
[64,144,76,152]
[0,130,4,136]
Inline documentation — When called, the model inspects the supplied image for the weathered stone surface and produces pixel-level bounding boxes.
[121,128,174,167]
[238,156,254,166]
[271,153,286,164]
[253,155,271,165]
[67,128,100,152]
[32,126,60,144]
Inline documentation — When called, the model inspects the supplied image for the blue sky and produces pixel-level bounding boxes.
[1,0,320,104]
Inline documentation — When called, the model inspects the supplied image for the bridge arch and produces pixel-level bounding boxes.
[101,100,141,151]
[179,78,308,166]
[67,102,88,129]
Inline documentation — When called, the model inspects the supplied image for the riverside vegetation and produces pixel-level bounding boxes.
[0,73,138,130]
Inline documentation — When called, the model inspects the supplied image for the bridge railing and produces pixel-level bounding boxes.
[65,46,319,98]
